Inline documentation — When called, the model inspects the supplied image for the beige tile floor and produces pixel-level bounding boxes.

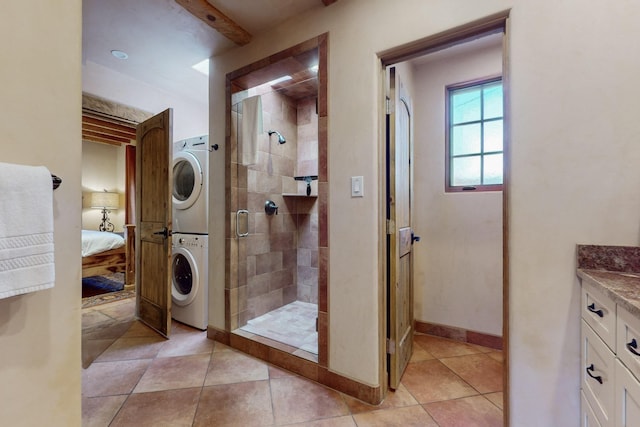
[82,298,504,426]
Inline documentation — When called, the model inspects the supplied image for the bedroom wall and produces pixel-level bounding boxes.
[0,1,82,426]
[81,140,126,232]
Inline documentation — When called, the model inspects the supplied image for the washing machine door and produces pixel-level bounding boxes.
[172,151,203,210]
[171,247,200,306]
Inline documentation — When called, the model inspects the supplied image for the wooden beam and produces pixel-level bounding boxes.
[82,113,137,146]
[175,0,252,46]
[82,127,134,143]
[82,133,127,146]
[83,93,151,124]
[322,0,338,5]
[82,116,137,139]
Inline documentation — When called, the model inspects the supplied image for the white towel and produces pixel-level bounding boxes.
[241,95,262,166]
[0,162,55,299]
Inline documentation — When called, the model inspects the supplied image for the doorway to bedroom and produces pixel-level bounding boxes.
[80,100,139,308]
[80,99,143,367]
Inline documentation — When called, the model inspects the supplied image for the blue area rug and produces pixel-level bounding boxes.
[82,273,124,298]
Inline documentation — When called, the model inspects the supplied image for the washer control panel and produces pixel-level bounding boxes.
[172,234,207,249]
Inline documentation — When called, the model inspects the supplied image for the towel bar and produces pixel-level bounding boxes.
[52,174,62,190]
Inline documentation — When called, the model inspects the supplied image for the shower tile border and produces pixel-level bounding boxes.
[207,327,383,405]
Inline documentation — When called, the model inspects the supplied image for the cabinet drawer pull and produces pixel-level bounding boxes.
[586,364,603,384]
[627,338,640,356]
[587,303,604,318]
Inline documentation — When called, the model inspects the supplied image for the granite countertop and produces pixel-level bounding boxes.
[577,244,640,317]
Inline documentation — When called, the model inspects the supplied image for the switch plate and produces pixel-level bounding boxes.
[351,176,364,197]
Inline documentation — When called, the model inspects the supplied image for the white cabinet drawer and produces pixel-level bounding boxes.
[583,320,615,427]
[583,280,616,351]
[615,359,640,427]
[582,391,604,427]
[617,305,640,383]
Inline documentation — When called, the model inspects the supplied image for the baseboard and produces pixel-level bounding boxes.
[414,320,503,350]
[207,325,230,346]
[207,326,383,405]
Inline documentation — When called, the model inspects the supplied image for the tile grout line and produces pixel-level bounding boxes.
[107,317,166,425]
[189,341,215,427]
[194,346,216,425]
[268,363,278,426]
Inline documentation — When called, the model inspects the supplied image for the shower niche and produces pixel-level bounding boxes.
[226,37,328,364]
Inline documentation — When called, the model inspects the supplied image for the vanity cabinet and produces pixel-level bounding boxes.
[580,278,640,427]
[582,391,604,427]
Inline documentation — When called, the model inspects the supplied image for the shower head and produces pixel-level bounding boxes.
[268,130,286,144]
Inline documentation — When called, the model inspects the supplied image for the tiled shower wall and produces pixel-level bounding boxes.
[296,97,319,304]
[234,89,319,326]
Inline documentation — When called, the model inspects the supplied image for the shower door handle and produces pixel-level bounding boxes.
[236,209,249,237]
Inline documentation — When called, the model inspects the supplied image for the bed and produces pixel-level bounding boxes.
[81,225,135,287]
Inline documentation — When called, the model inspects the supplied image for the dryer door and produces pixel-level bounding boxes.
[171,247,200,306]
[172,151,203,210]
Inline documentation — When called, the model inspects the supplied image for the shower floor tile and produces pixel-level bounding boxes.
[239,301,318,354]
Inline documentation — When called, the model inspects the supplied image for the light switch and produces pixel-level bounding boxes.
[351,176,364,197]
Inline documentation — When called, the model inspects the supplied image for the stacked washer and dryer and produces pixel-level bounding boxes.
[171,135,209,330]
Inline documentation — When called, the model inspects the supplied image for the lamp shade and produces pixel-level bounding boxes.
[90,192,119,209]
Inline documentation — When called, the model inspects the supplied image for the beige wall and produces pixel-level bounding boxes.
[208,0,640,425]
[508,2,640,423]
[209,0,513,390]
[83,61,208,141]
[81,141,126,232]
[411,39,503,336]
[0,1,82,426]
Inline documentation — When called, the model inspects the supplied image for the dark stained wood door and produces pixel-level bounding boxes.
[135,109,173,337]
[387,67,415,389]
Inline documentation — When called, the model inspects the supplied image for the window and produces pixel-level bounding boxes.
[446,77,503,192]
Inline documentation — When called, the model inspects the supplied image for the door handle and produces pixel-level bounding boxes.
[411,232,421,244]
[236,210,249,237]
[153,227,171,239]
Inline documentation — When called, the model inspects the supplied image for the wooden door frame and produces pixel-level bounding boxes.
[377,10,511,425]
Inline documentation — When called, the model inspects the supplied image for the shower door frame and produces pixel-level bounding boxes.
[224,34,330,368]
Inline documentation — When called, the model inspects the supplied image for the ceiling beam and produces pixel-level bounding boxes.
[175,0,252,46]
[322,0,338,5]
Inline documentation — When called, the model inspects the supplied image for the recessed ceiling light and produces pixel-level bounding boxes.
[267,75,292,86]
[111,50,128,60]
[192,58,210,76]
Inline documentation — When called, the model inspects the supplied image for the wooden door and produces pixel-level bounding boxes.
[136,109,173,337]
[387,67,415,389]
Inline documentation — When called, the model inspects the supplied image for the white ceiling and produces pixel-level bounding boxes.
[82,0,324,103]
